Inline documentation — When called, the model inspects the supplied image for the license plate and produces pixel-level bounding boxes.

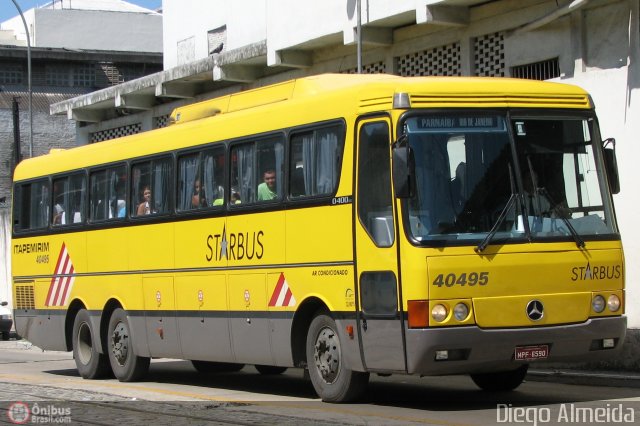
[514,345,549,361]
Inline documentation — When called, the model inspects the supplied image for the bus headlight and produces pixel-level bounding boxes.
[607,295,621,312]
[453,303,469,321]
[431,304,448,322]
[592,295,606,313]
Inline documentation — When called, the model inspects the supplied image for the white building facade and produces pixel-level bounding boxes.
[2,0,162,52]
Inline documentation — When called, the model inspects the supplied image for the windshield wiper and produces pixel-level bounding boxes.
[475,164,520,253]
[537,187,585,249]
[475,193,517,253]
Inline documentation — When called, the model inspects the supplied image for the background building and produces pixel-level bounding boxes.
[8,0,640,367]
[0,0,162,315]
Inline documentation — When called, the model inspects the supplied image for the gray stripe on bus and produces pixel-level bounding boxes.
[12,260,354,280]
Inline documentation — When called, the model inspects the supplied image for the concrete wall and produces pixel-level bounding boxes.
[0,107,78,204]
[32,9,162,52]
[1,8,161,52]
[163,0,270,69]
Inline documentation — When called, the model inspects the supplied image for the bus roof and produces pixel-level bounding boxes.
[14,74,591,182]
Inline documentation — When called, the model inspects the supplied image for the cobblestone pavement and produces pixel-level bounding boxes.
[0,382,348,425]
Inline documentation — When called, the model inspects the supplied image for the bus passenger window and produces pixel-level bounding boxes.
[52,173,87,226]
[69,174,86,223]
[178,154,200,211]
[131,157,172,216]
[289,125,343,199]
[231,136,283,205]
[177,147,225,211]
[203,147,225,207]
[52,178,68,226]
[13,180,49,231]
[90,165,126,222]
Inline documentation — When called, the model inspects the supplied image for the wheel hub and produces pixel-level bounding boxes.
[111,321,129,366]
[313,326,340,383]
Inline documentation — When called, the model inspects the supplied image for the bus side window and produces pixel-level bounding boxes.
[231,135,283,205]
[13,179,49,231]
[90,170,107,221]
[90,165,126,221]
[52,174,87,226]
[203,147,225,208]
[69,173,86,223]
[357,122,394,247]
[177,153,200,211]
[52,177,69,226]
[131,157,172,216]
[289,124,343,199]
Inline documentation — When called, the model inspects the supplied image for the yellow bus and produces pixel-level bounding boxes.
[11,74,625,402]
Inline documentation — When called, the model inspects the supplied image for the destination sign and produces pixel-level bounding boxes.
[406,116,505,132]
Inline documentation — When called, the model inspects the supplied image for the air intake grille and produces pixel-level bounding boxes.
[15,284,35,309]
[511,58,561,81]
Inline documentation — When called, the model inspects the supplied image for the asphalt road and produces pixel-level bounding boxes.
[1,340,639,425]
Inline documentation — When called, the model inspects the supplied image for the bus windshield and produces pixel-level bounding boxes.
[403,112,617,245]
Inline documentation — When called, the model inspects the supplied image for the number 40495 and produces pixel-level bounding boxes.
[432,272,489,287]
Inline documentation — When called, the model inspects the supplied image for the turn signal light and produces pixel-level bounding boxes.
[408,300,429,328]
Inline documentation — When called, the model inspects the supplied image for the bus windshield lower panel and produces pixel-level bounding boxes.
[403,112,617,245]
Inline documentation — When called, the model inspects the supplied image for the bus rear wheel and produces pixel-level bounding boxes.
[470,365,529,391]
[72,309,110,379]
[107,308,149,382]
[306,312,369,402]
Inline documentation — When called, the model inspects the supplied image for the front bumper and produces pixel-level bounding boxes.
[405,316,626,375]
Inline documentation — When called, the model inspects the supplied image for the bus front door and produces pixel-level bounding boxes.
[354,118,405,372]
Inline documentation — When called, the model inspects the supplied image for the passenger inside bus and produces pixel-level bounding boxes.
[191,178,207,208]
[257,169,277,200]
[53,203,65,225]
[136,186,153,215]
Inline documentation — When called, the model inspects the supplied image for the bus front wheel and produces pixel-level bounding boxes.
[72,309,110,379]
[107,308,149,382]
[470,365,529,391]
[306,312,369,402]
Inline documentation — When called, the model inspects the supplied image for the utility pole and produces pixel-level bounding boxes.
[12,97,22,171]
[10,0,33,158]
[356,0,362,74]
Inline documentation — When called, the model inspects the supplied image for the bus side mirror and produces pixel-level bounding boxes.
[603,138,620,194]
[392,142,415,198]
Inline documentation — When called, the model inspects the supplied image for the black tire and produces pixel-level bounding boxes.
[191,360,245,373]
[306,312,369,402]
[72,309,110,379]
[255,365,287,375]
[107,308,149,382]
[471,365,529,391]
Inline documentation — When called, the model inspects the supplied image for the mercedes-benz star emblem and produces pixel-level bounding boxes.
[526,300,544,321]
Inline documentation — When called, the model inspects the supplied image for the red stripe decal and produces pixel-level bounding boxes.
[51,255,71,306]
[45,243,67,306]
[282,288,292,307]
[269,273,286,307]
